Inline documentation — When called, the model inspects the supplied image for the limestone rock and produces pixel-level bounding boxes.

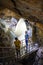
[0,0,43,22]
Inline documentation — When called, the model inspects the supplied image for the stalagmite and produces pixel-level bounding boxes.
[14,18,27,37]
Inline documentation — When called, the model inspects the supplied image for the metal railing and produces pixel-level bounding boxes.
[0,45,38,65]
[0,39,38,58]
[0,47,15,65]
[0,47,15,58]
[0,19,40,57]
[19,39,38,57]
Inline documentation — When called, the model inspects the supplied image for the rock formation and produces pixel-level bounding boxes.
[0,0,43,23]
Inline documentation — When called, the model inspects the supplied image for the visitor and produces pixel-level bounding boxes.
[25,31,29,53]
[14,37,21,58]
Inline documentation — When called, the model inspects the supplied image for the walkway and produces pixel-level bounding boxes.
[0,45,38,65]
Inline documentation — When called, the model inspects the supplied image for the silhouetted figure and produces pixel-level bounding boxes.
[14,37,21,58]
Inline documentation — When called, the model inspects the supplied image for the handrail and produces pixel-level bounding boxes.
[0,42,38,59]
[0,44,33,57]
[0,19,40,58]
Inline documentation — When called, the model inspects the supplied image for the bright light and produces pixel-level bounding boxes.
[14,18,27,37]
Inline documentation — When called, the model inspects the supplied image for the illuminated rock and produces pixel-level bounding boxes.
[14,18,27,37]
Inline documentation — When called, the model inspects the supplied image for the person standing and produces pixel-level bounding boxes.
[14,37,21,58]
[25,31,29,53]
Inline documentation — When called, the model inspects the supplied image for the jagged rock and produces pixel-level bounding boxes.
[0,27,12,47]
[0,0,43,22]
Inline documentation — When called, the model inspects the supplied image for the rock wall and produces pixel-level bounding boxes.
[0,0,43,22]
[32,22,43,45]
[0,27,12,47]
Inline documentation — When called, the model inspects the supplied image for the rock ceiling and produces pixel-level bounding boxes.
[0,0,43,23]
